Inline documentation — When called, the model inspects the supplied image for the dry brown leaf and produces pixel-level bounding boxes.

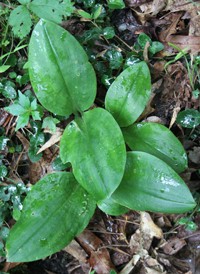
[138,93,155,121]
[140,212,163,250]
[119,254,141,274]
[140,266,166,274]
[0,108,10,127]
[142,256,166,273]
[169,103,181,128]
[167,35,200,53]
[188,146,200,164]
[76,230,116,274]
[153,61,194,122]
[37,127,63,154]
[130,0,196,15]
[159,12,183,42]
[129,229,142,254]
[161,237,186,255]
[130,212,163,253]
[63,240,88,264]
[150,0,168,15]
[158,253,191,272]
[3,262,21,272]
[125,0,152,8]
[165,0,200,13]
[155,215,172,228]
[127,213,164,274]
[134,0,166,14]
[29,148,55,184]
[16,131,30,151]
[29,160,48,184]
[189,14,200,36]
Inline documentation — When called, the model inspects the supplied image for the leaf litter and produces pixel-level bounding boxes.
[1,0,200,273]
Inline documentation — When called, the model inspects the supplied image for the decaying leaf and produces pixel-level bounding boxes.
[151,0,168,15]
[168,35,200,53]
[37,127,63,154]
[140,212,163,250]
[169,102,181,128]
[0,109,10,127]
[161,237,186,255]
[76,230,116,273]
[119,254,141,274]
[188,147,200,164]
[63,239,90,272]
[123,212,164,273]
[16,131,30,151]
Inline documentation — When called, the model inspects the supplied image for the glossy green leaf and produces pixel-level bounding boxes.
[122,122,188,173]
[2,85,17,99]
[92,5,103,19]
[112,152,196,213]
[105,62,151,127]
[176,109,200,128]
[108,0,125,9]
[103,27,115,39]
[0,165,8,178]
[98,197,129,216]
[104,49,123,70]
[0,65,11,73]
[29,20,96,116]
[137,33,152,48]
[149,41,164,55]
[77,9,92,19]
[60,108,126,201]
[6,172,96,262]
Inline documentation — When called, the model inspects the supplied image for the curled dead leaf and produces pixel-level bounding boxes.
[37,127,63,154]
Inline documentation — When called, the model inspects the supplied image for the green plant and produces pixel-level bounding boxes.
[165,43,200,92]
[0,43,27,73]
[5,20,196,263]
[0,182,28,256]
[107,0,125,9]
[8,0,74,38]
[77,4,103,20]
[4,90,42,131]
[42,116,59,133]
[176,109,200,129]
[177,216,198,231]
[134,33,164,58]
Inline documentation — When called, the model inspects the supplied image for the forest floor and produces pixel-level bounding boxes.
[0,0,200,273]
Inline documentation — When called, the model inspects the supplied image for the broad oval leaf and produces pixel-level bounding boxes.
[60,108,126,201]
[112,152,196,213]
[105,62,151,127]
[29,20,96,116]
[98,197,129,216]
[6,172,96,262]
[122,122,188,173]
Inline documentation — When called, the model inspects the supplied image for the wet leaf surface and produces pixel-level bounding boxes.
[29,20,96,116]
[6,172,96,262]
[60,108,126,201]
[122,122,188,173]
[112,152,196,213]
[105,62,151,127]
[1,0,200,273]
